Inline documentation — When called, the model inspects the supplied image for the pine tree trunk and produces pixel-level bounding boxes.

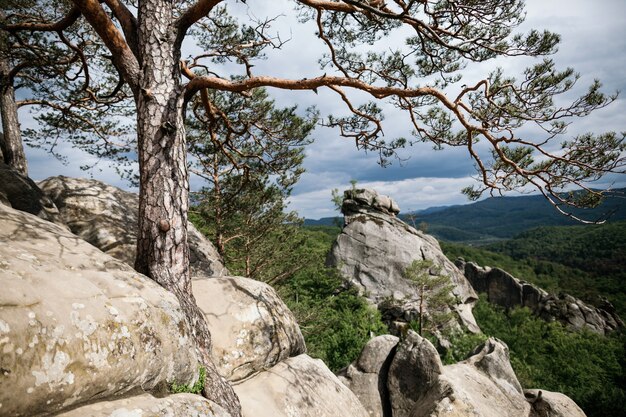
[0,53,28,175]
[133,2,240,415]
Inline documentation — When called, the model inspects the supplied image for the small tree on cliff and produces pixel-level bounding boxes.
[3,1,625,414]
[404,259,455,336]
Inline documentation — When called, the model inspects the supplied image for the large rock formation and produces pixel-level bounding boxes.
[340,331,585,417]
[234,354,370,417]
[194,276,306,382]
[457,259,623,335]
[0,204,200,416]
[38,176,228,277]
[327,188,479,333]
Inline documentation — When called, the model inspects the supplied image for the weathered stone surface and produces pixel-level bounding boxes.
[0,204,200,416]
[234,354,369,417]
[387,331,445,417]
[525,389,586,417]
[379,331,532,417]
[0,162,65,226]
[194,276,306,382]
[425,361,530,417]
[328,188,479,333]
[337,335,399,417]
[54,393,233,417]
[38,176,228,277]
[464,338,523,396]
[458,259,623,334]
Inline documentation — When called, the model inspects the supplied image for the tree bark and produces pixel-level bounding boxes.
[0,53,28,175]
[132,2,240,415]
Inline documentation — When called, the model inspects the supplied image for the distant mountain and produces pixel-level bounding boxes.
[404,188,626,244]
[303,216,341,226]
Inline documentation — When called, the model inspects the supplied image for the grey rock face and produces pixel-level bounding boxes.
[233,354,370,417]
[0,162,65,226]
[458,259,623,335]
[327,188,479,333]
[340,332,587,417]
[337,335,399,417]
[55,393,233,417]
[39,176,228,277]
[194,276,306,382]
[525,389,586,417]
[464,338,523,396]
[0,204,200,416]
[387,331,445,417]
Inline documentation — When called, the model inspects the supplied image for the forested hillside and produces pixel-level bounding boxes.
[402,189,626,244]
[442,221,626,316]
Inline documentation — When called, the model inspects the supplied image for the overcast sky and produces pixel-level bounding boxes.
[21,0,626,219]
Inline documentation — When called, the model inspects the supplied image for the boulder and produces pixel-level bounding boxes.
[0,204,200,416]
[327,188,479,333]
[387,331,445,417]
[54,393,233,417]
[525,389,586,417]
[233,354,369,417]
[464,338,523,396]
[193,276,306,382]
[458,259,623,334]
[337,335,399,417]
[0,162,65,226]
[38,176,228,277]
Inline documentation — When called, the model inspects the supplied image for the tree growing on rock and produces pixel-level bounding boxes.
[3,1,625,414]
[404,259,454,337]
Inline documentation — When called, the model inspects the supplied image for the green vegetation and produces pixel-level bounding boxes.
[170,366,206,394]
[275,226,386,372]
[403,259,454,336]
[473,296,626,417]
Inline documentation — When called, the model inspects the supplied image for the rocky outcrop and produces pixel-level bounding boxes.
[38,176,228,277]
[234,354,369,417]
[0,204,200,416]
[337,335,399,417]
[327,188,479,333]
[0,162,65,226]
[55,393,233,417]
[339,331,586,417]
[457,259,624,335]
[194,276,306,382]
[525,389,586,417]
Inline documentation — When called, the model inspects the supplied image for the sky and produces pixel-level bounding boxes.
[20,0,626,219]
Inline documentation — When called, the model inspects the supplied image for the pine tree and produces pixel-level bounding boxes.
[404,259,455,336]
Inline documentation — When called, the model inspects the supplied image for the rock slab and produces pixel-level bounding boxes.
[234,354,369,417]
[54,393,233,417]
[194,276,306,382]
[39,176,228,277]
[0,204,200,416]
